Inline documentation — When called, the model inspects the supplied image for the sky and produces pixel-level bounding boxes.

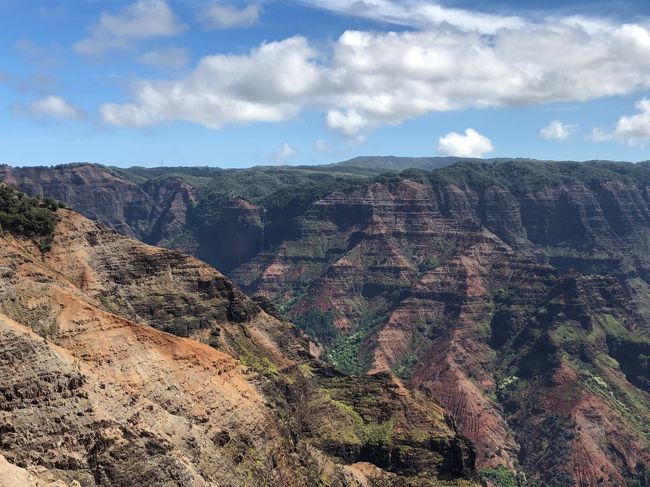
[2,0,650,167]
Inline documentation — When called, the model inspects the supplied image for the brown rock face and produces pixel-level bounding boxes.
[232,162,650,486]
[0,204,479,486]
[194,197,264,273]
[0,164,191,243]
[0,164,270,273]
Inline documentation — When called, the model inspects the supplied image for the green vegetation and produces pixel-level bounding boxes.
[325,328,369,375]
[392,351,418,379]
[324,306,388,375]
[362,418,395,446]
[418,254,441,272]
[0,183,60,251]
[480,466,518,487]
[329,398,394,446]
[416,159,650,194]
[495,375,520,402]
[240,352,280,377]
[296,308,338,345]
[553,321,581,347]
[599,314,645,343]
[106,162,373,256]
[189,169,365,249]
[297,362,315,379]
[630,463,650,487]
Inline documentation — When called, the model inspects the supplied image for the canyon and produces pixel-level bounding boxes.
[3,159,650,486]
[0,182,477,486]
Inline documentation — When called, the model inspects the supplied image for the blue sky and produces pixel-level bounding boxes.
[1,0,650,167]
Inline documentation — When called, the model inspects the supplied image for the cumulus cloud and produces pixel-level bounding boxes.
[274,142,297,162]
[139,47,189,70]
[16,95,82,120]
[75,0,184,55]
[101,36,320,128]
[540,120,575,140]
[593,99,650,146]
[199,3,261,29]
[326,109,369,140]
[99,12,650,139]
[438,128,494,158]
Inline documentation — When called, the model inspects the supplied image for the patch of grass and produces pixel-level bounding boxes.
[553,321,581,347]
[600,314,644,343]
[329,398,394,446]
[361,418,395,446]
[330,398,364,426]
[298,362,314,378]
[240,353,280,377]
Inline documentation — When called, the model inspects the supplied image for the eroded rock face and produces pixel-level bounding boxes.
[7,160,650,485]
[232,166,650,486]
[194,197,264,273]
[0,164,203,258]
[0,206,479,487]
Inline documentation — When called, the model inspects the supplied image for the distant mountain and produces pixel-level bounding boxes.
[330,155,463,172]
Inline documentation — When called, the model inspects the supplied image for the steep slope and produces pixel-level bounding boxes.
[0,184,478,486]
[0,163,367,272]
[0,163,197,248]
[232,161,650,486]
[0,158,461,273]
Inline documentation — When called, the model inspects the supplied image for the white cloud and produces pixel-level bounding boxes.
[438,128,494,158]
[99,12,650,139]
[17,95,82,120]
[75,0,184,55]
[298,0,525,34]
[101,36,320,128]
[540,120,574,140]
[139,47,189,70]
[326,109,369,140]
[199,3,261,29]
[274,142,297,162]
[593,99,650,146]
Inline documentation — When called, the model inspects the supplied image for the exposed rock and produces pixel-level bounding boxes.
[232,163,650,486]
[0,205,479,487]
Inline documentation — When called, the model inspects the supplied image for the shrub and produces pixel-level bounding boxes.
[481,466,518,487]
[0,184,58,251]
